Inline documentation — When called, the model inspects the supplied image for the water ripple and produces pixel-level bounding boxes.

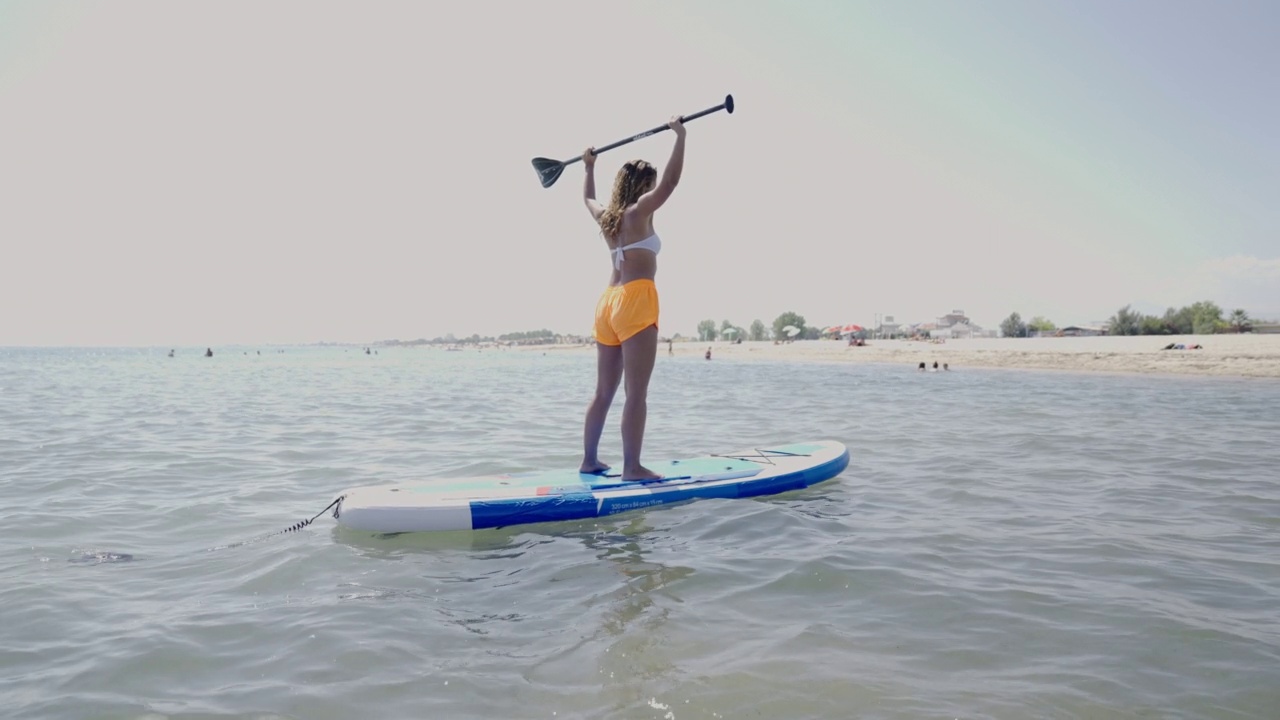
[1,347,1279,718]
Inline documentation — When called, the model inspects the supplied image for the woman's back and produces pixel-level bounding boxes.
[607,207,660,284]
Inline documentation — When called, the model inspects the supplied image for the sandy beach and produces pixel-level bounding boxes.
[533,334,1280,379]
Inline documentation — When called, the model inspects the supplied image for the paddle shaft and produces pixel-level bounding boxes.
[562,97,733,168]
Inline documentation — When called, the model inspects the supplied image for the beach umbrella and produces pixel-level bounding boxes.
[842,324,864,333]
[721,327,739,336]
[783,325,801,337]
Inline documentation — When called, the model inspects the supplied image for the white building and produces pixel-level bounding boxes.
[935,322,983,339]
[937,309,971,328]
[876,314,903,338]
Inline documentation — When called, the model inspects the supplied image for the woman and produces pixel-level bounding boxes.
[578,116,686,481]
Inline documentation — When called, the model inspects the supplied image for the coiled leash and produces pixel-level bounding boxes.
[205,495,345,552]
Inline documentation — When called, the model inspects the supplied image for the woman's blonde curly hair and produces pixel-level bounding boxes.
[598,160,657,240]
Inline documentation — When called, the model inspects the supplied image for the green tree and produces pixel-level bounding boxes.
[1107,305,1142,336]
[772,312,806,341]
[1163,306,1192,334]
[749,319,767,342]
[1229,308,1251,333]
[696,319,718,342]
[498,329,555,341]
[1028,316,1056,334]
[1188,300,1224,334]
[1000,312,1027,338]
[1140,315,1170,335]
[1158,301,1224,335]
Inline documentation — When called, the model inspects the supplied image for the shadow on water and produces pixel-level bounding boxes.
[328,510,690,582]
[328,511,696,635]
[322,511,700,698]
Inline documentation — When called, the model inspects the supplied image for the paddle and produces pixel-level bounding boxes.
[531,94,735,189]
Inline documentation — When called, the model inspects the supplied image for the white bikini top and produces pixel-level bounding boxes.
[611,233,662,270]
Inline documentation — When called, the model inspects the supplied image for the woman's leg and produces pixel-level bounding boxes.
[620,325,660,480]
[581,341,623,473]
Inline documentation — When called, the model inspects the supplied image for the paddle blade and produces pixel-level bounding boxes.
[531,157,566,188]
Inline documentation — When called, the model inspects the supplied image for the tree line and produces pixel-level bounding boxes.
[378,329,559,346]
[1106,302,1251,335]
[695,312,820,342]
[999,301,1254,338]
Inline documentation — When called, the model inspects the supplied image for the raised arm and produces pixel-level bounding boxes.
[635,117,686,215]
[582,147,604,221]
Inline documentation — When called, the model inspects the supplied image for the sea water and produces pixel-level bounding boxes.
[1,346,1278,719]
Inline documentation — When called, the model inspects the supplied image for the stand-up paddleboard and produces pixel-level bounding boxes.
[331,440,849,533]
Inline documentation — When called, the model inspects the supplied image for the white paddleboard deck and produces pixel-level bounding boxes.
[332,440,849,533]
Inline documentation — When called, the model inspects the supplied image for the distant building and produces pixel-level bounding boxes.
[876,314,903,338]
[937,309,970,328]
[935,322,986,339]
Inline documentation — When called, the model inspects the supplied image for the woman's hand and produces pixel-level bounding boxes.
[668,117,686,138]
[583,147,596,169]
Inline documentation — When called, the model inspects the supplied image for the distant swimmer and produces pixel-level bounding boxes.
[205,348,213,357]
[932,361,939,371]
[918,361,926,371]
[167,349,174,358]
[705,347,712,360]
[943,363,950,371]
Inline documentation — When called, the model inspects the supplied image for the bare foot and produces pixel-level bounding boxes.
[621,465,663,482]
[579,460,611,475]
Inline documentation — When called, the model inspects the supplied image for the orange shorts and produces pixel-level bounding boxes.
[593,279,659,346]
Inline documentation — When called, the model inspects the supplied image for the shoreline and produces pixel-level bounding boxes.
[523,335,1280,379]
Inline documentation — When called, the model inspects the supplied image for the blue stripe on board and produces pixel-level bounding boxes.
[469,492,599,530]
[466,447,850,530]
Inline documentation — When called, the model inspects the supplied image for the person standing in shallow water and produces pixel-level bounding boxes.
[578,116,687,481]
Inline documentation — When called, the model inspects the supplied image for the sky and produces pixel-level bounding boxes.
[1,0,1277,346]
